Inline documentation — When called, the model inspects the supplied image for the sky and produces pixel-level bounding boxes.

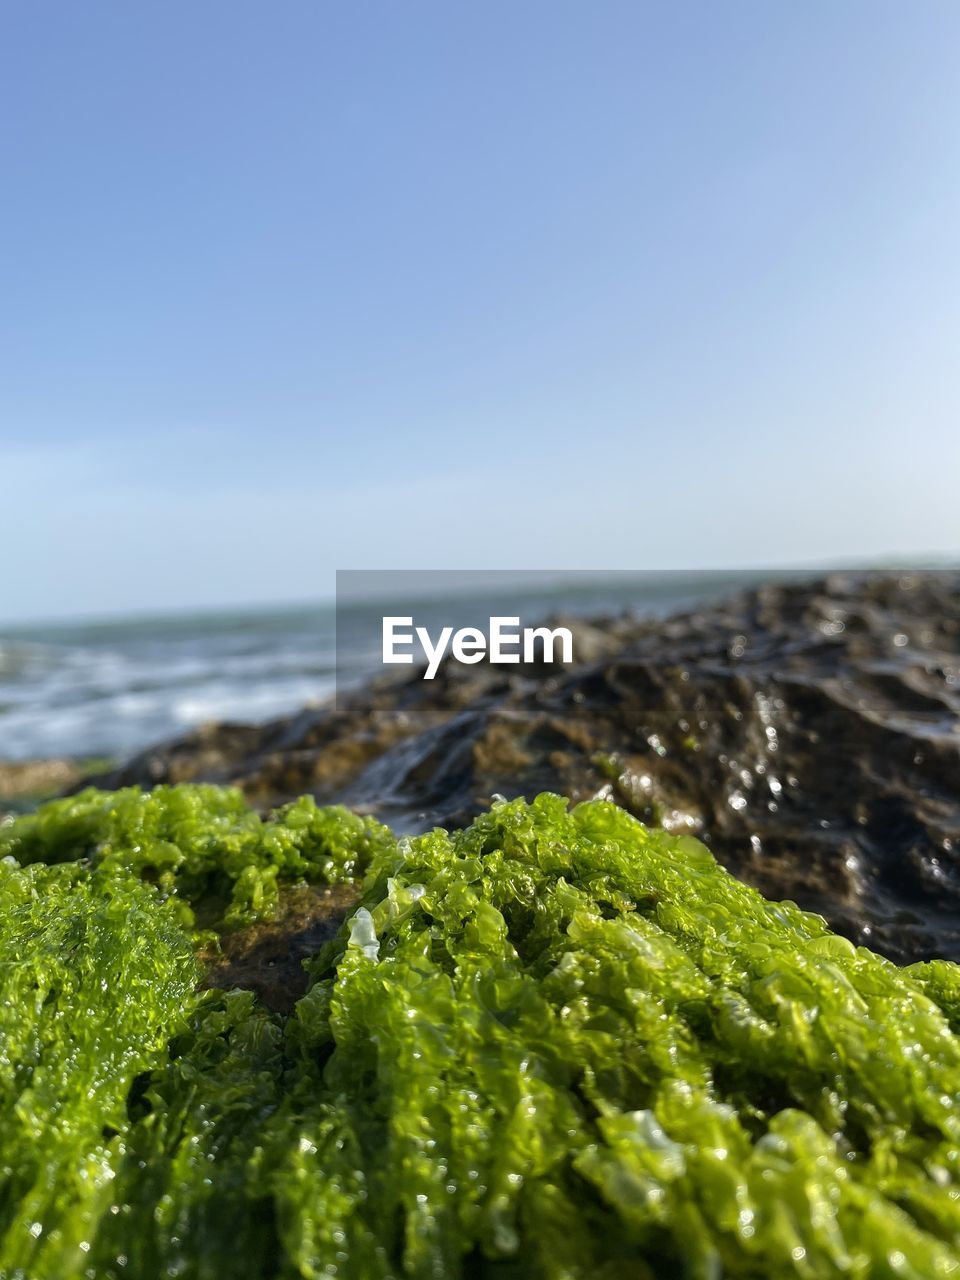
[1,1,958,622]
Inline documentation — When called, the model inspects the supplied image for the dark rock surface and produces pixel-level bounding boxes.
[83,572,960,964]
[199,882,359,1013]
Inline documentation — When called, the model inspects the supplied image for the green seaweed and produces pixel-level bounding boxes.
[0,858,197,1277]
[1,786,960,1278]
[0,784,392,931]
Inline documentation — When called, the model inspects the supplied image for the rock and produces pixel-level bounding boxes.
[199,882,359,1014]
[0,758,86,811]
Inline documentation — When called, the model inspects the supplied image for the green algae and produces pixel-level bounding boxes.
[2,788,960,1278]
[1,783,392,932]
[0,858,197,1278]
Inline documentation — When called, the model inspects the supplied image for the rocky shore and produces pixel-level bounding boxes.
[0,757,86,807]
[66,571,960,966]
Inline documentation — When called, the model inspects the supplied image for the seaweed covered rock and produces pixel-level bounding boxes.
[2,786,960,1277]
[83,571,960,965]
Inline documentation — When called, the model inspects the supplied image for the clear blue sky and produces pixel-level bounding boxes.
[1,1,958,621]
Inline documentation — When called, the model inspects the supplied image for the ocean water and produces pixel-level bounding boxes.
[0,571,783,762]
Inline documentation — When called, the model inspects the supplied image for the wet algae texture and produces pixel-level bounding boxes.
[3,786,960,1279]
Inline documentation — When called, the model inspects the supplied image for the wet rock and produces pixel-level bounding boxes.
[82,572,960,964]
[199,882,358,1014]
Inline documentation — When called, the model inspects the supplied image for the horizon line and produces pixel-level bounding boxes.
[2,555,958,631]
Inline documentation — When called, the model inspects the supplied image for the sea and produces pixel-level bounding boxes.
[0,570,801,762]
